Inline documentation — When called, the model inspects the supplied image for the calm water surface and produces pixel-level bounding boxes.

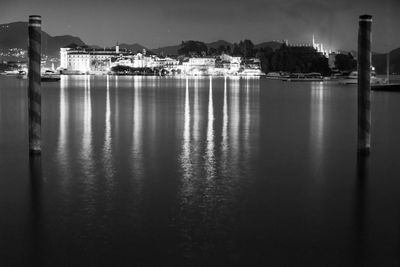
[1,75,400,266]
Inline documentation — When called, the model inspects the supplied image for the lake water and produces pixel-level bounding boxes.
[1,75,400,266]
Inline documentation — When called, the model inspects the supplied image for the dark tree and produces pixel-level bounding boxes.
[217,45,227,55]
[239,39,255,58]
[232,43,241,56]
[178,41,208,56]
[335,53,357,71]
[208,47,218,56]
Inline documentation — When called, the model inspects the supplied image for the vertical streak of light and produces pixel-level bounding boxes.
[310,82,326,184]
[179,75,195,212]
[181,76,192,180]
[103,75,114,189]
[184,76,190,151]
[81,74,95,220]
[132,76,144,183]
[57,75,69,183]
[230,77,240,169]
[205,76,215,179]
[193,76,199,141]
[82,74,93,171]
[114,75,120,136]
[221,76,229,167]
[244,77,251,159]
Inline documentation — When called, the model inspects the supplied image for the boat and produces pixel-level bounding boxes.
[239,68,265,77]
[2,70,20,76]
[16,70,27,79]
[41,75,61,82]
[41,70,60,82]
[265,72,282,80]
[342,70,386,85]
[282,72,324,82]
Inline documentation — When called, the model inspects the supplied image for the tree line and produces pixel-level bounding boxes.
[177,40,357,76]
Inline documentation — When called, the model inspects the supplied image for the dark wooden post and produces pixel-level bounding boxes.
[357,14,372,155]
[28,15,42,155]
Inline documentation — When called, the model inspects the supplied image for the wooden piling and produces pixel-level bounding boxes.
[28,15,42,155]
[357,14,372,155]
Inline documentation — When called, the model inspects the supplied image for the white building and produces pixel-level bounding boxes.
[61,44,180,74]
[60,45,127,74]
[180,58,216,75]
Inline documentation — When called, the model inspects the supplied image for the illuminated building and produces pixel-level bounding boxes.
[60,45,180,74]
[286,35,335,58]
[60,44,130,74]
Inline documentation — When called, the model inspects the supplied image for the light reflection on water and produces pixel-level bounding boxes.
[205,76,215,179]
[103,75,114,194]
[132,76,144,181]
[180,77,193,198]
[221,76,229,172]
[3,75,400,265]
[81,74,96,220]
[57,76,69,178]
[229,77,241,179]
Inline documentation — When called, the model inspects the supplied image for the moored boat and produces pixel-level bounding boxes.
[265,72,282,80]
[341,71,386,85]
[282,72,324,82]
[41,70,60,82]
[2,70,20,76]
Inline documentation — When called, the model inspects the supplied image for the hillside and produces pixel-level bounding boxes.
[0,22,86,58]
[152,40,233,56]
[255,41,283,51]
[118,43,148,53]
[207,40,233,50]
[151,44,180,56]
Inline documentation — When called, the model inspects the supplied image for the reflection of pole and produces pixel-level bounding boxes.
[28,15,42,155]
[357,15,372,155]
[354,154,368,265]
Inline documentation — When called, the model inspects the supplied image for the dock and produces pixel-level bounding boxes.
[372,83,400,92]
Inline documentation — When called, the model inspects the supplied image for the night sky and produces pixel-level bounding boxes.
[1,0,399,52]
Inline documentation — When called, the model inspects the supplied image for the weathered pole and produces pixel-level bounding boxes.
[28,15,42,155]
[357,14,372,155]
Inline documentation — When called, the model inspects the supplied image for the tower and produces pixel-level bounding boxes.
[116,42,120,54]
[312,34,315,49]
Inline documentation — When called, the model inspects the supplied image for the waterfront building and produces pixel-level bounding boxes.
[60,44,180,74]
[59,45,264,76]
[60,44,134,74]
[180,57,216,75]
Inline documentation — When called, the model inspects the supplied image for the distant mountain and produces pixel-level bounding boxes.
[0,21,86,58]
[117,43,148,53]
[45,35,86,57]
[255,41,283,51]
[372,47,400,75]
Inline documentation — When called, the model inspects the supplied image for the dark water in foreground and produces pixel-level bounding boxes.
[1,75,400,266]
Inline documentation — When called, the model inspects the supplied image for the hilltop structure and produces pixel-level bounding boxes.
[282,35,333,58]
